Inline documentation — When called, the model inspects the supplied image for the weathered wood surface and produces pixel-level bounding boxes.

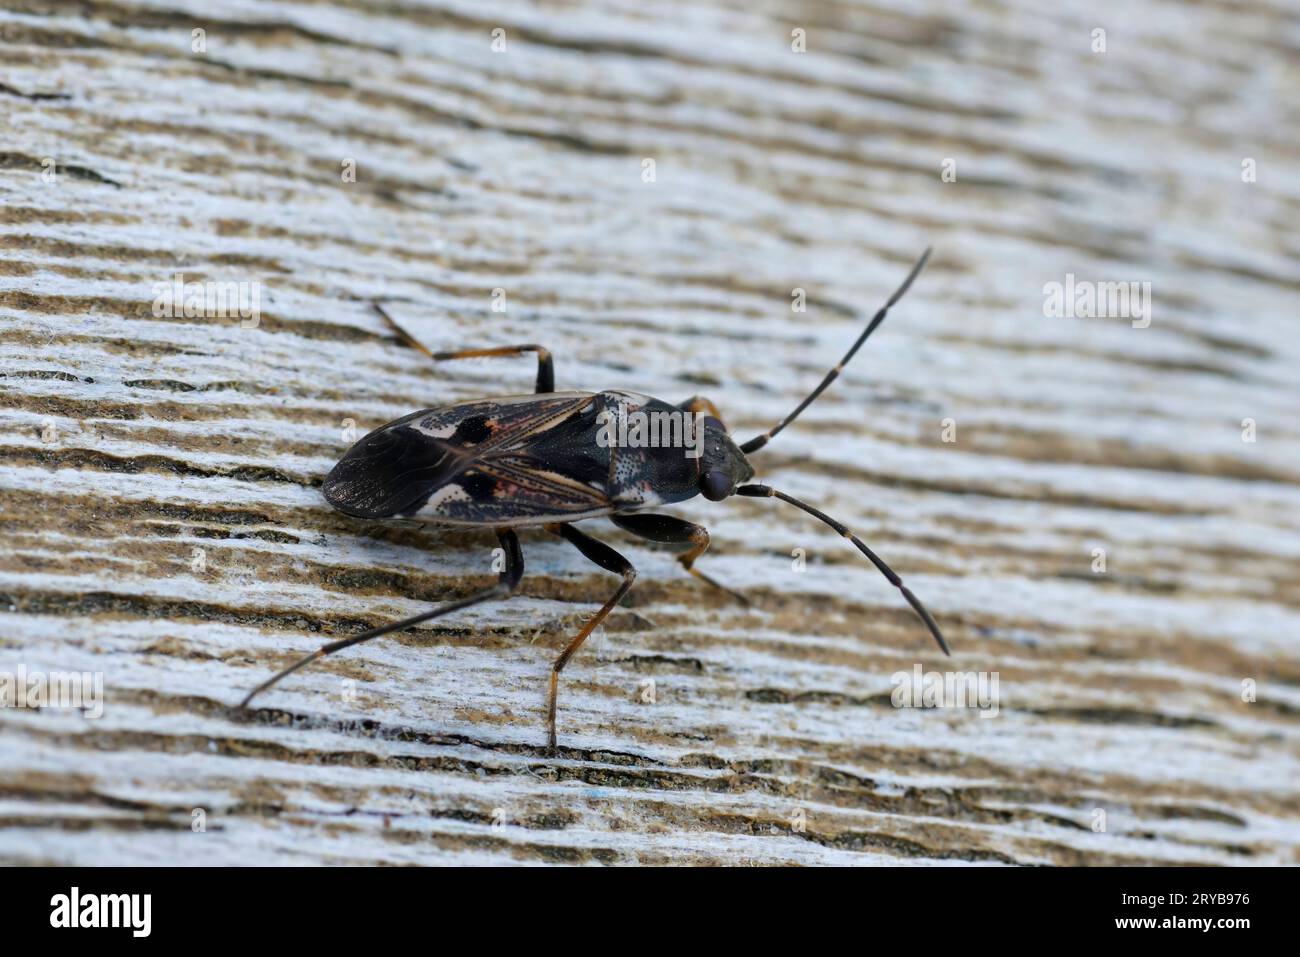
[2,0,1298,866]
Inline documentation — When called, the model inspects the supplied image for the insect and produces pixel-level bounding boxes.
[239,249,949,749]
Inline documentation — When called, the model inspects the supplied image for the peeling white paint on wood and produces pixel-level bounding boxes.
[1,0,1298,865]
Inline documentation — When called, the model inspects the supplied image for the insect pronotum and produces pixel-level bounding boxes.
[239,249,949,749]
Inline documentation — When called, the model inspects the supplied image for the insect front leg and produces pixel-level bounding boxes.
[239,528,524,710]
[373,303,555,393]
[610,513,748,606]
[677,395,726,428]
[545,522,637,752]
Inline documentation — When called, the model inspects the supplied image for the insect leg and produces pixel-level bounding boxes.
[545,522,637,751]
[676,395,726,429]
[373,303,555,393]
[610,513,748,605]
[238,529,524,710]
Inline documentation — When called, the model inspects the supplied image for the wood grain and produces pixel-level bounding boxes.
[2,0,1298,865]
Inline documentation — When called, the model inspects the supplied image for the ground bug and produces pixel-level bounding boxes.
[239,249,949,749]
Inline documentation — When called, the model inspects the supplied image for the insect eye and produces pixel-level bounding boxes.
[701,470,731,502]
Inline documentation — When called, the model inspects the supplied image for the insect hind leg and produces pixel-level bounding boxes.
[373,303,555,393]
[239,528,524,710]
[610,513,748,606]
[545,522,637,752]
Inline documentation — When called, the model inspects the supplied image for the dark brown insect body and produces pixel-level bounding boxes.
[320,390,753,526]
[240,250,949,749]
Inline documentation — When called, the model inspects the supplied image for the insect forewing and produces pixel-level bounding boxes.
[323,392,605,523]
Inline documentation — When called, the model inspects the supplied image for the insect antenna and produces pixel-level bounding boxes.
[739,247,931,455]
[735,483,949,655]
